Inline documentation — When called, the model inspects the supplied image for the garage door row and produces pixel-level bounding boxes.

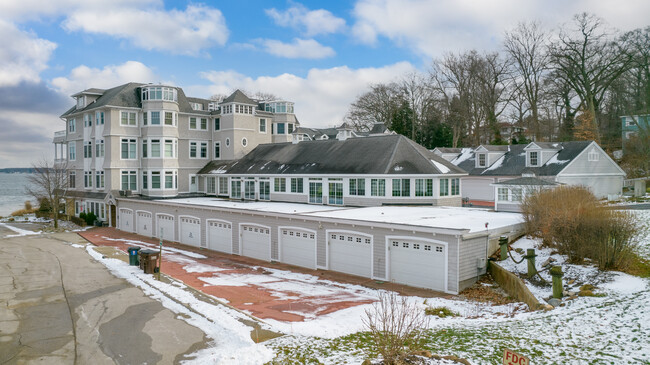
[117,209,447,291]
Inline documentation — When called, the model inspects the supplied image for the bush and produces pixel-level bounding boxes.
[521,186,639,270]
[82,212,97,226]
[70,215,86,226]
[424,306,459,318]
[24,201,33,211]
[362,291,429,364]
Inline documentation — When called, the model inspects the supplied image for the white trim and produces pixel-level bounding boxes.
[325,229,374,279]
[384,235,449,292]
[277,226,317,269]
[238,223,272,260]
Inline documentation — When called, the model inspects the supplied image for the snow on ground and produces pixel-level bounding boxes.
[0,222,41,237]
[101,236,208,259]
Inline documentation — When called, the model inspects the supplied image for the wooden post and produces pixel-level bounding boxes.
[526,248,537,278]
[550,266,563,299]
[157,228,163,281]
[499,236,508,261]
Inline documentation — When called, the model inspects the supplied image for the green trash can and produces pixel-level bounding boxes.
[128,247,140,266]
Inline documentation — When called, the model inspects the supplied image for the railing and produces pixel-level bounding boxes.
[54,130,66,137]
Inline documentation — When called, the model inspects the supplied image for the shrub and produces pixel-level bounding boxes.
[521,186,639,270]
[424,306,459,318]
[83,212,97,226]
[24,201,33,211]
[362,291,429,364]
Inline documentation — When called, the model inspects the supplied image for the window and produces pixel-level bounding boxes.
[349,178,365,196]
[151,139,161,158]
[96,171,105,189]
[190,142,197,158]
[439,178,449,197]
[165,171,174,189]
[84,171,92,188]
[231,178,241,198]
[218,177,228,195]
[588,149,599,162]
[451,178,460,196]
[274,178,286,192]
[511,188,522,202]
[142,112,147,125]
[244,180,255,200]
[276,123,285,134]
[241,138,247,147]
[121,139,137,159]
[498,187,509,201]
[141,86,177,102]
[164,112,174,126]
[371,179,385,196]
[214,118,220,131]
[68,118,76,133]
[121,171,137,191]
[392,179,410,197]
[190,102,203,111]
[222,105,232,114]
[309,180,323,204]
[259,119,266,133]
[288,123,294,134]
[151,111,160,125]
[69,171,76,188]
[189,117,197,129]
[328,179,343,205]
[529,151,539,166]
[207,177,216,194]
[151,171,161,189]
[259,179,270,200]
[69,144,76,160]
[200,142,208,158]
[164,140,174,158]
[83,141,92,159]
[477,153,487,167]
[415,178,433,197]
[77,96,85,109]
[84,114,92,127]
[142,171,148,189]
[200,118,207,130]
[225,138,230,147]
[95,140,104,157]
[120,111,137,126]
[290,178,303,193]
[625,116,637,126]
[214,142,220,159]
[142,140,148,158]
[75,201,80,215]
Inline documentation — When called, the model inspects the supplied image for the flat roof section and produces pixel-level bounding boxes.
[154,198,522,233]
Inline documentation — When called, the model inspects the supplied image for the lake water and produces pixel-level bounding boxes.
[0,173,37,216]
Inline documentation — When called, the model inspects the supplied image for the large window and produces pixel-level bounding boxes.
[244,180,255,200]
[392,179,410,197]
[259,179,270,200]
[84,171,92,188]
[83,141,92,159]
[189,141,208,159]
[415,178,433,197]
[96,111,104,125]
[96,171,105,189]
[451,178,460,196]
[84,114,92,127]
[121,171,137,191]
[165,140,175,158]
[69,171,76,188]
[165,171,174,189]
[349,178,365,196]
[218,177,228,195]
[290,178,303,193]
[121,139,137,159]
[69,144,76,160]
[151,111,160,125]
[95,140,104,158]
[309,179,323,204]
[274,178,286,192]
[68,118,76,133]
[164,112,174,126]
[151,171,161,189]
[231,178,242,199]
[207,177,216,194]
[440,178,449,197]
[328,179,343,205]
[141,86,177,102]
[276,123,285,134]
[120,111,137,126]
[371,179,385,196]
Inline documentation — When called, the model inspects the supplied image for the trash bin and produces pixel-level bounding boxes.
[139,249,159,274]
[127,247,140,266]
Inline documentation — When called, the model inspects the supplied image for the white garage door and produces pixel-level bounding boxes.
[389,239,446,291]
[241,225,270,261]
[280,228,316,269]
[156,215,175,242]
[136,211,152,237]
[118,209,133,233]
[329,232,371,278]
[208,220,232,253]
[180,217,201,247]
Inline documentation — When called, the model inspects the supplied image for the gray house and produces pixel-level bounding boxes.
[445,141,625,206]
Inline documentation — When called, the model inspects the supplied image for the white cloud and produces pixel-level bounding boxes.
[197,62,416,128]
[0,0,159,21]
[351,0,650,58]
[266,4,346,36]
[51,61,158,96]
[0,20,57,87]
[261,38,335,59]
[61,4,228,55]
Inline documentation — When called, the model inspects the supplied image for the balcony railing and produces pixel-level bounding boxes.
[54,130,66,137]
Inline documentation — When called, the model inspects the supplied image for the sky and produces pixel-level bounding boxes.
[0,0,649,168]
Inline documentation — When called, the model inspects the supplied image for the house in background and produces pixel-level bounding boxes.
[492,173,560,212]
[445,141,625,207]
[621,114,649,152]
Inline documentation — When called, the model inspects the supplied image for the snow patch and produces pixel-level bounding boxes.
[545,153,570,165]
[451,148,473,165]
[431,159,450,173]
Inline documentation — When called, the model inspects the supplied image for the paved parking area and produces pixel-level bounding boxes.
[80,227,452,322]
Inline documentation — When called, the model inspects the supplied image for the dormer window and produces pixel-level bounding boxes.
[264,101,294,114]
[477,153,487,168]
[190,102,203,111]
[77,96,85,109]
[528,151,539,166]
[141,86,177,102]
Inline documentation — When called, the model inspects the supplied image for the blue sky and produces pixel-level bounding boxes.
[0,0,648,168]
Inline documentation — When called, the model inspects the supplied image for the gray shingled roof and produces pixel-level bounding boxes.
[454,141,592,176]
[61,82,144,118]
[477,145,509,152]
[434,147,462,154]
[198,134,466,176]
[222,90,256,104]
[493,176,559,186]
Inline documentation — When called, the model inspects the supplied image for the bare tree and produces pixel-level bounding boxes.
[504,21,550,141]
[549,13,634,140]
[26,158,68,229]
[362,291,429,364]
[399,72,435,140]
[474,52,512,143]
[345,83,403,131]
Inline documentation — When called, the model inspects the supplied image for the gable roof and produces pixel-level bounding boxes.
[493,176,559,186]
[222,89,256,105]
[61,82,144,118]
[199,134,466,176]
[454,141,593,176]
